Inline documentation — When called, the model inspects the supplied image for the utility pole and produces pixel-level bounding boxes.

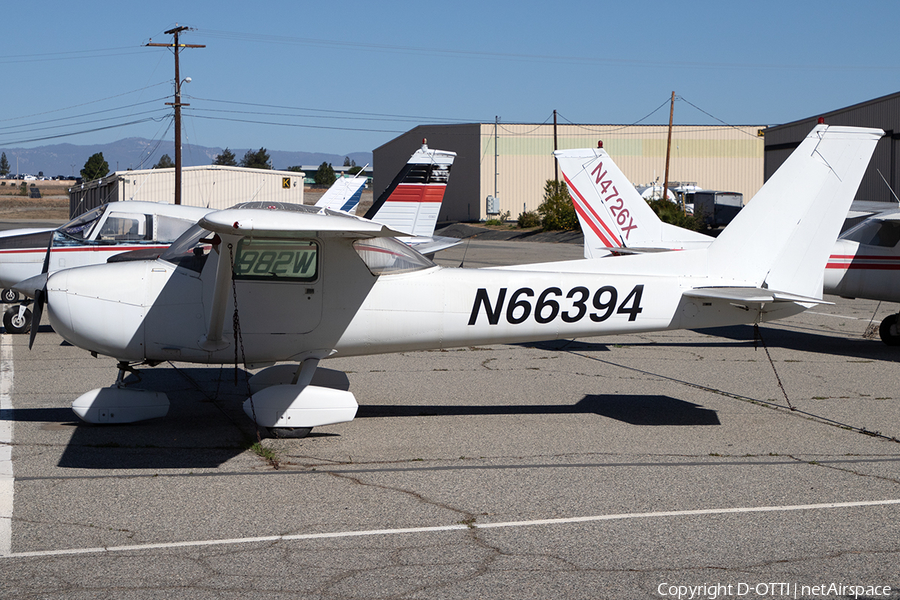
[662,91,675,207]
[146,26,205,204]
[553,109,558,182]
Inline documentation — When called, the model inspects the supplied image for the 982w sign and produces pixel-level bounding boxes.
[468,284,644,326]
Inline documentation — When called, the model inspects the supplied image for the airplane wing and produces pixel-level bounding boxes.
[200,206,406,239]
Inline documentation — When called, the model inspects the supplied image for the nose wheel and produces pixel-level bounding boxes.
[879,313,900,346]
[3,306,32,334]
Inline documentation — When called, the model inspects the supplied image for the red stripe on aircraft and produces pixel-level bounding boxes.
[385,183,447,203]
[563,174,621,248]
[0,244,170,256]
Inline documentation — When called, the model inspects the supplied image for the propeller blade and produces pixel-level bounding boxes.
[41,236,52,274]
[28,286,44,350]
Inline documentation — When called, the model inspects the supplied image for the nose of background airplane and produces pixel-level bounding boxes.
[46,262,148,361]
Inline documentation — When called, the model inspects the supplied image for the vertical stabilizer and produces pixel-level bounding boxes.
[708,124,882,297]
[555,146,712,257]
[314,172,368,213]
[364,141,456,237]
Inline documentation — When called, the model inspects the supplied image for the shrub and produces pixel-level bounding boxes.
[517,210,541,228]
[647,199,706,232]
[537,180,579,231]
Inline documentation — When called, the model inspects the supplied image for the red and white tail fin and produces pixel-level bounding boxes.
[363,141,456,237]
[554,144,712,257]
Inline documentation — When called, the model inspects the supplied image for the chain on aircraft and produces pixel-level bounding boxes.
[20,124,882,438]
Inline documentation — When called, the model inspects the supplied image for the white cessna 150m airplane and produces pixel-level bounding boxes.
[26,125,881,437]
[556,124,900,345]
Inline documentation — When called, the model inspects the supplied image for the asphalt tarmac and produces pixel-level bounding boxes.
[1,238,899,599]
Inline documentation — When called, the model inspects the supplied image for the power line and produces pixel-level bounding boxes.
[0,82,170,124]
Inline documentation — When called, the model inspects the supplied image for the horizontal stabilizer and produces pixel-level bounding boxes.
[683,287,832,305]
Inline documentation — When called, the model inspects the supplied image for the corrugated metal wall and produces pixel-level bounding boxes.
[69,165,305,217]
[764,91,900,203]
[378,123,764,222]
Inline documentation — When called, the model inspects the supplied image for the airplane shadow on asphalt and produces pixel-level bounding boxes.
[357,395,720,426]
[14,367,261,470]
[518,324,895,361]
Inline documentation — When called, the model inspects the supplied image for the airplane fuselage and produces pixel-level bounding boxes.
[45,235,806,366]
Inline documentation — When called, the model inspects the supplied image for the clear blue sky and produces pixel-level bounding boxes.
[2,0,897,159]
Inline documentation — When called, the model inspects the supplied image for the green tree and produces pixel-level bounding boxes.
[240,147,272,169]
[537,179,579,231]
[153,154,175,169]
[0,152,9,177]
[80,152,110,181]
[647,198,706,232]
[214,148,237,166]
[314,161,336,185]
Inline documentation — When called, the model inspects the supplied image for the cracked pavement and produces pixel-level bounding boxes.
[1,239,899,599]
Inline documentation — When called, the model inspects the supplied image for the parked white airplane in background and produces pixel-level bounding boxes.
[556,128,900,346]
[0,201,213,334]
[26,124,880,437]
[556,142,714,258]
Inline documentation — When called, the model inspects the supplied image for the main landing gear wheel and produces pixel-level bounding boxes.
[269,427,313,439]
[1,289,19,304]
[879,313,900,346]
[3,307,32,335]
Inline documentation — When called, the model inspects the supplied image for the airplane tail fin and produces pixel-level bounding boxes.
[554,145,711,257]
[363,141,456,237]
[708,124,882,298]
[314,170,368,213]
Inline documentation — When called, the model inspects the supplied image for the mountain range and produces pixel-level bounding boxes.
[0,138,374,178]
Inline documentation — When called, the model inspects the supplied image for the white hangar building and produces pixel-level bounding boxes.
[68,165,305,217]
[374,123,766,222]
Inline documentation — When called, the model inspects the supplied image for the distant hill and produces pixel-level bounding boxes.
[0,138,373,178]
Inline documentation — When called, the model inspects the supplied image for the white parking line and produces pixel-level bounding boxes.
[0,335,14,557]
[804,311,864,320]
[4,498,899,559]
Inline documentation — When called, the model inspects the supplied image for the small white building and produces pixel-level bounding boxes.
[69,165,305,217]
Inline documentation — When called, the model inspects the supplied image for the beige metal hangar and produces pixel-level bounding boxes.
[374,123,766,222]
[68,165,305,217]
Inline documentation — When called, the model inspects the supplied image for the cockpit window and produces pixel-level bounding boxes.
[841,219,900,248]
[97,212,151,241]
[353,237,435,275]
[234,239,318,281]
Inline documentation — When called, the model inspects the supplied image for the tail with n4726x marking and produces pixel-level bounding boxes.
[555,143,713,257]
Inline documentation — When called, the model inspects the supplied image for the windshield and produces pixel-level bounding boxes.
[55,206,106,243]
[841,218,900,248]
[353,237,435,275]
